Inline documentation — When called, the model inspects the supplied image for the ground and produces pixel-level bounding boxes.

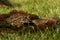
[0,0,60,40]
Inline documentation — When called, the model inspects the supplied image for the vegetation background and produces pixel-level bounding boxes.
[0,0,60,40]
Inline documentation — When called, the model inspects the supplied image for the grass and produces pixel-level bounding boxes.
[0,0,60,40]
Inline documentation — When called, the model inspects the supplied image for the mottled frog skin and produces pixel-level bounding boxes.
[6,10,39,28]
